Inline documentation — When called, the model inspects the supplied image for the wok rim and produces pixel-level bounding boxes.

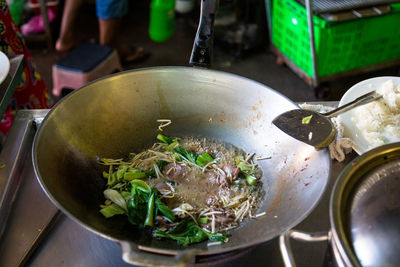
[32,66,331,257]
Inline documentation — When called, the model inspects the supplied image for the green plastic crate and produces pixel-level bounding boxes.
[271,0,400,78]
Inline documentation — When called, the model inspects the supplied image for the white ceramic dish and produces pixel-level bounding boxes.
[338,76,400,155]
[0,51,10,85]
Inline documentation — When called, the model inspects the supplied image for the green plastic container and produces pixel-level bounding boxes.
[9,0,24,25]
[149,0,176,42]
[271,0,400,78]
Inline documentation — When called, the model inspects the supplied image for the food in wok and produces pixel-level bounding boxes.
[98,125,264,246]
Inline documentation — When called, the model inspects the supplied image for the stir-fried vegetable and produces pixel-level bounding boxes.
[100,179,176,228]
[99,132,262,246]
[100,203,125,218]
[157,134,197,164]
[104,189,128,212]
[101,160,169,183]
[153,219,230,246]
[243,173,257,185]
[127,184,176,227]
[174,146,197,163]
[157,134,176,145]
[196,152,214,167]
[235,155,258,185]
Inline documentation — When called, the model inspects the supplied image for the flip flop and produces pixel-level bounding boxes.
[119,46,150,64]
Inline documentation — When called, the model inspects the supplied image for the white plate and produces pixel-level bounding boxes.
[338,76,400,155]
[0,51,10,85]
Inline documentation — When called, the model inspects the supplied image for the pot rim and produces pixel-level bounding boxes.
[329,142,400,267]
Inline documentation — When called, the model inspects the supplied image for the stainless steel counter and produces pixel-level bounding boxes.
[0,108,356,267]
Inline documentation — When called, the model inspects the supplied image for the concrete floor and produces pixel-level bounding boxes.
[26,1,400,104]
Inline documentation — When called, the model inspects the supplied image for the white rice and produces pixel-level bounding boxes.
[351,79,400,149]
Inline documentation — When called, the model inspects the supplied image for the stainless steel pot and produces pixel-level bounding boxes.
[280,142,400,267]
[32,66,331,266]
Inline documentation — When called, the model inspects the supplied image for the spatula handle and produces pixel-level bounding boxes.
[323,91,382,118]
[189,0,218,67]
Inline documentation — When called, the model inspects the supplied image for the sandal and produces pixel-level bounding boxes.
[20,9,56,36]
[118,45,150,64]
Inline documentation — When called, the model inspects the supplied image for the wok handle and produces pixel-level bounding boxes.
[279,230,330,267]
[189,0,218,67]
[120,241,198,267]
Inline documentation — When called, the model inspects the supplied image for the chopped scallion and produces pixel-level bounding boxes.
[196,152,214,167]
[302,115,313,124]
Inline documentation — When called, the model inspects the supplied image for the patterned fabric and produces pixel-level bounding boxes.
[0,0,52,135]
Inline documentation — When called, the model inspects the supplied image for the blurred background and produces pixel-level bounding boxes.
[9,0,400,102]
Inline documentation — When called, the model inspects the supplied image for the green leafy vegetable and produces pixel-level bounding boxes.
[140,160,168,178]
[131,179,151,192]
[117,165,128,180]
[174,146,197,163]
[164,140,179,151]
[104,189,128,212]
[100,203,126,218]
[155,198,175,222]
[173,152,182,161]
[144,191,155,227]
[99,133,258,246]
[198,217,208,224]
[157,160,169,170]
[157,134,198,164]
[244,173,257,185]
[125,181,175,227]
[302,115,313,124]
[157,134,176,144]
[127,184,150,226]
[235,155,255,174]
[103,171,118,186]
[153,219,230,246]
[196,152,214,167]
[124,171,147,180]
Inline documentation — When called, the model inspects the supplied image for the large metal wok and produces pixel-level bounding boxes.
[32,66,330,266]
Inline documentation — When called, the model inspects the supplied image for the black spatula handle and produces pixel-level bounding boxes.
[189,0,218,67]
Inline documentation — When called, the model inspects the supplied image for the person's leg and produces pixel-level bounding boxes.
[98,17,120,47]
[55,0,84,52]
[96,0,148,63]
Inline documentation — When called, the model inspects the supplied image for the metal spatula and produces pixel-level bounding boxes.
[272,91,382,148]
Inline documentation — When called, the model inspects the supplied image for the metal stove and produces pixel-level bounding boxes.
[0,109,355,266]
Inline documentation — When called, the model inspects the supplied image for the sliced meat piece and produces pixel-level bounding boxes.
[154,182,171,192]
[204,212,235,230]
[185,143,213,155]
[208,172,218,184]
[215,213,235,224]
[197,147,213,155]
[155,216,168,225]
[162,163,187,182]
[208,171,229,188]
[155,216,178,228]
[221,164,240,180]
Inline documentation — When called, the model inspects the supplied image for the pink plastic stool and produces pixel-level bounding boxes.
[52,43,123,97]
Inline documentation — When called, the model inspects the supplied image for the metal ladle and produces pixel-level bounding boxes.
[272,91,382,148]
